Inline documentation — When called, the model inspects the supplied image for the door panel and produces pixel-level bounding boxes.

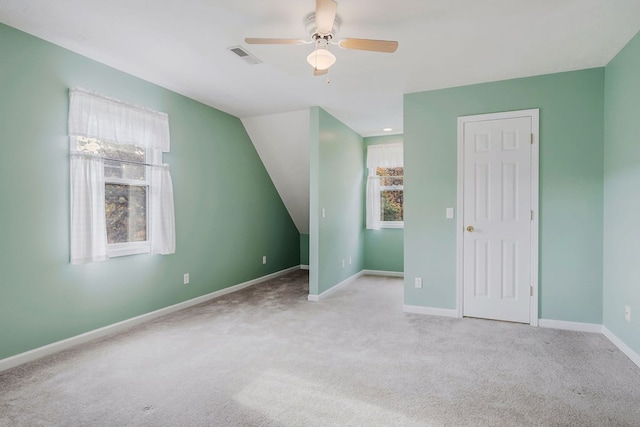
[462,116,532,323]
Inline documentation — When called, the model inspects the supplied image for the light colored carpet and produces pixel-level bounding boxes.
[1,270,639,426]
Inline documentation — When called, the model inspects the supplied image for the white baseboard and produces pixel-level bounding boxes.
[538,319,603,333]
[0,265,301,373]
[361,269,404,277]
[308,271,363,302]
[603,327,640,369]
[403,305,459,318]
[300,265,309,270]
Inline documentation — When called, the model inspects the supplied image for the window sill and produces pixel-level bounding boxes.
[108,242,150,258]
[381,222,404,229]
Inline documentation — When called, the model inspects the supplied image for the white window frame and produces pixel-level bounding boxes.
[372,167,404,228]
[76,139,164,258]
[104,149,151,258]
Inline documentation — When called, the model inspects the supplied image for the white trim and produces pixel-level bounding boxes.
[361,269,404,277]
[300,264,310,270]
[539,319,603,333]
[108,241,150,258]
[603,327,640,369]
[380,221,404,229]
[307,271,363,302]
[0,266,301,373]
[403,305,458,318]
[530,111,540,327]
[456,109,540,325]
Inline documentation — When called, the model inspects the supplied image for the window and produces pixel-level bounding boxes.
[69,88,175,264]
[366,143,404,230]
[76,137,151,256]
[376,166,404,226]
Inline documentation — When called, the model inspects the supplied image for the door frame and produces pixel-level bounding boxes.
[456,109,540,326]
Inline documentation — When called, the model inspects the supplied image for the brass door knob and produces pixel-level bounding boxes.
[466,226,474,232]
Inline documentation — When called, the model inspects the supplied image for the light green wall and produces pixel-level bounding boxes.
[603,31,640,355]
[309,108,365,295]
[363,135,404,272]
[364,229,403,272]
[404,69,605,323]
[0,23,299,360]
[300,234,309,265]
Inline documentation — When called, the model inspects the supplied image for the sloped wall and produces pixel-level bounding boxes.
[242,110,310,234]
[0,23,299,360]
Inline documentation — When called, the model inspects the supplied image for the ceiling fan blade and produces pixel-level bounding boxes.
[244,38,306,45]
[315,0,338,34]
[339,38,399,53]
[314,68,329,76]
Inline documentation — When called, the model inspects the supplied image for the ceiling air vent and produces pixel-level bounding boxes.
[227,46,262,65]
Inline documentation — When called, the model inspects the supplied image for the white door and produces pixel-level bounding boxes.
[460,113,535,324]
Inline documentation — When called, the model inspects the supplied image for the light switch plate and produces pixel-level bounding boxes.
[446,208,454,219]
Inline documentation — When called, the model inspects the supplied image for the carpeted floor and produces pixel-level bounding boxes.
[1,270,639,426]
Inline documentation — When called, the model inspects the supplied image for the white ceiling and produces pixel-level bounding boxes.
[1,0,639,136]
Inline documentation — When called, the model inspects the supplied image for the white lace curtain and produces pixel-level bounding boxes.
[366,143,403,230]
[69,88,175,264]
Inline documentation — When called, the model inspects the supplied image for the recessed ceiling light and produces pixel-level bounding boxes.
[382,128,393,132]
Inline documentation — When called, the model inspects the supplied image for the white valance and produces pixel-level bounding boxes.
[68,87,170,152]
[366,143,403,169]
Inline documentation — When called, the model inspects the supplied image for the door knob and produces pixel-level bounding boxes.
[466,226,474,232]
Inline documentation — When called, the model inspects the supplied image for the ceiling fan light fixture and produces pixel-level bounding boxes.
[306,48,336,71]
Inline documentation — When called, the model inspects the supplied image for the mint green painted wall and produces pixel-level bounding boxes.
[603,31,640,355]
[0,23,299,360]
[300,234,309,265]
[364,229,404,272]
[404,69,604,323]
[309,108,365,295]
[363,135,404,272]
[309,109,320,296]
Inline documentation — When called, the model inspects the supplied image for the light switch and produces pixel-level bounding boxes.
[446,207,454,219]
[322,208,326,218]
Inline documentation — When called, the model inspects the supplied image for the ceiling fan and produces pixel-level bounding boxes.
[245,0,399,76]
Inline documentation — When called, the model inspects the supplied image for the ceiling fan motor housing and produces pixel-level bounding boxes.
[305,13,341,38]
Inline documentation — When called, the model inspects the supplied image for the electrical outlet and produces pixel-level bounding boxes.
[262,256,267,265]
[183,273,189,285]
[414,277,423,288]
[625,305,631,322]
